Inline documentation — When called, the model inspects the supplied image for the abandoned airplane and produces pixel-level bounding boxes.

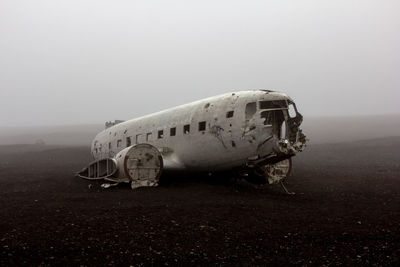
[77,90,307,190]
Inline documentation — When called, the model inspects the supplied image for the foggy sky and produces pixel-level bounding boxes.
[1,0,399,127]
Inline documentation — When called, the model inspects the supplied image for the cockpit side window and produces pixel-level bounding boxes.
[288,103,297,118]
[245,102,257,120]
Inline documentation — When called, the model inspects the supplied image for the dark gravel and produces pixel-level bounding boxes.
[0,138,399,266]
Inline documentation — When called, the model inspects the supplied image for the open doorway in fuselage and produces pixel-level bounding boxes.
[260,110,287,139]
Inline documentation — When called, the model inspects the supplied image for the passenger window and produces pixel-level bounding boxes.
[146,132,152,141]
[170,127,176,136]
[226,111,234,118]
[198,121,206,131]
[184,124,190,134]
[136,134,142,144]
[126,136,131,147]
[158,130,164,139]
[117,139,122,147]
[245,102,257,120]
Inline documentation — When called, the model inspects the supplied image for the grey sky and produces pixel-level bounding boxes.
[0,0,399,126]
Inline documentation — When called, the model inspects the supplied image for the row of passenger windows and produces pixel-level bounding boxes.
[95,100,293,154]
[94,99,294,154]
[95,110,235,154]
[107,121,203,150]
[132,120,205,144]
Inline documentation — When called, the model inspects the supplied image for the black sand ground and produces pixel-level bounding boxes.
[0,138,399,266]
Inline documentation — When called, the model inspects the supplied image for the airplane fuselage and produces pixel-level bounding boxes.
[91,90,306,174]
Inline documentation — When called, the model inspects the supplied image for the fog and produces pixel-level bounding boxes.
[0,115,399,146]
[1,0,399,127]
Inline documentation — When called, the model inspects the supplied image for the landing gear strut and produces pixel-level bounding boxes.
[280,181,295,195]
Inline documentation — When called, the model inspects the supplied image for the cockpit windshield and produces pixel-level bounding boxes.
[259,100,288,110]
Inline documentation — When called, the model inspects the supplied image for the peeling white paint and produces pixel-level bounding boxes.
[77,90,307,188]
